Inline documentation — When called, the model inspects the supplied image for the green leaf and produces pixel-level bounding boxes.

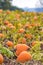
[32,53,42,60]
[0,44,14,58]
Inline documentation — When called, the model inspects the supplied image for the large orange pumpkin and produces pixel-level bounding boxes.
[16,44,30,56]
[16,51,32,63]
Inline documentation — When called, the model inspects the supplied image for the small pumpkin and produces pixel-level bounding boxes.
[6,41,13,47]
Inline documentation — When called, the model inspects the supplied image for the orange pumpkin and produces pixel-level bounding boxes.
[16,14,20,18]
[21,38,26,44]
[31,23,35,27]
[10,25,16,29]
[31,41,36,46]
[4,21,9,25]
[25,34,32,39]
[6,41,13,47]
[7,23,12,27]
[16,51,32,63]
[18,28,25,33]
[6,10,11,14]
[0,54,4,64]
[16,44,30,56]
[34,16,38,20]
[18,38,26,44]
[0,9,3,13]
[25,23,29,28]
[0,33,4,38]
[28,25,32,29]
[25,23,32,29]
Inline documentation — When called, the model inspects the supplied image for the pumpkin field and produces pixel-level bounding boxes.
[0,9,43,65]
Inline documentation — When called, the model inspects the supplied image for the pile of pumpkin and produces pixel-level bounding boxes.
[0,42,39,64]
[0,9,43,64]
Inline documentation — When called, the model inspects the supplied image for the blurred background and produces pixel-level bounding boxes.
[0,0,43,12]
[0,0,23,11]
